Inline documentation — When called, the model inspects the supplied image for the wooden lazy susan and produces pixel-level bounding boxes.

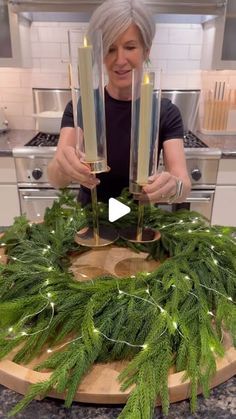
[0,239,236,405]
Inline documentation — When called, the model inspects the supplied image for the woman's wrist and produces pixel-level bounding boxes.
[167,178,183,203]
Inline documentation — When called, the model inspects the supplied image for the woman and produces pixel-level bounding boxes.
[48,0,191,205]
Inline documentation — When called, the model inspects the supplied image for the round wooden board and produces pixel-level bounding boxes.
[0,238,236,405]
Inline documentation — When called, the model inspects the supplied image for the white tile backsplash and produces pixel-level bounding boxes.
[31,42,61,58]
[155,44,189,60]
[169,28,202,45]
[0,20,235,130]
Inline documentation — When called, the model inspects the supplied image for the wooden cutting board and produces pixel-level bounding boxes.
[0,236,236,405]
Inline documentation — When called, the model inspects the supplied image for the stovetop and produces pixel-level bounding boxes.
[24,132,59,147]
[183,131,208,148]
[24,131,208,149]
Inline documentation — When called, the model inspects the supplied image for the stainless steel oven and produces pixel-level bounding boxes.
[182,151,220,221]
[13,133,221,224]
[19,188,61,222]
[179,189,215,220]
[12,89,221,224]
[13,146,79,222]
[158,148,221,223]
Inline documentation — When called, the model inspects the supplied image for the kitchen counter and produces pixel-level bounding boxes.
[0,376,235,418]
[0,130,37,156]
[197,131,236,157]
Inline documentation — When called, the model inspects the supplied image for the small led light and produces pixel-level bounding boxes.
[142,343,148,349]
[227,296,233,302]
[118,290,123,295]
[45,279,49,286]
[188,229,192,233]
[50,302,55,308]
[207,311,214,316]
[146,272,151,276]
[172,321,178,330]
[47,348,53,353]
[48,267,53,271]
[1,243,6,246]
[12,257,17,261]
[47,292,52,298]
[185,275,190,280]
[210,345,215,352]
[131,275,135,278]
[37,213,41,217]
[218,234,223,237]
[93,328,99,334]
[47,245,51,249]
[51,230,55,234]
[21,331,27,336]
[42,248,47,254]
[211,245,215,249]
[213,259,218,265]
[8,327,13,333]
[179,220,183,223]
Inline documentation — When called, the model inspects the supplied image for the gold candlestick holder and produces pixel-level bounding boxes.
[75,178,118,248]
[120,69,161,244]
[119,198,161,244]
[68,30,118,247]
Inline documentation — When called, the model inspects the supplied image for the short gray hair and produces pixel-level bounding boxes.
[87,0,156,56]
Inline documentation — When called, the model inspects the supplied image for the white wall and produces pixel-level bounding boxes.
[0,20,222,131]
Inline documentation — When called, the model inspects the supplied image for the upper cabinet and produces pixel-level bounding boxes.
[0,1,31,67]
[201,0,236,70]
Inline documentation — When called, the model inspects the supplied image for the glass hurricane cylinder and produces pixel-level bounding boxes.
[68,29,108,174]
[129,69,161,194]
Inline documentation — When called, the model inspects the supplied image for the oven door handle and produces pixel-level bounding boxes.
[185,196,212,203]
[22,195,59,200]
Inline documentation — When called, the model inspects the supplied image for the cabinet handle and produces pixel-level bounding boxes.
[22,195,59,200]
[185,197,211,203]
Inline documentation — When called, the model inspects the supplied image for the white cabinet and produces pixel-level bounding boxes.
[211,185,236,226]
[211,159,236,226]
[201,0,236,70]
[0,157,20,226]
[0,2,31,67]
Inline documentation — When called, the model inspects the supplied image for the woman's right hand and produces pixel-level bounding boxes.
[47,127,100,189]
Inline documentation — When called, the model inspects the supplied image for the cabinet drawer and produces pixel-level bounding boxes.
[211,185,236,226]
[0,184,20,226]
[0,157,17,183]
[216,159,236,185]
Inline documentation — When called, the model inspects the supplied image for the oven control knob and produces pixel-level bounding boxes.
[32,168,43,180]
[191,168,202,181]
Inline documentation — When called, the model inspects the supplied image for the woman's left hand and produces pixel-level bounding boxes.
[139,171,179,204]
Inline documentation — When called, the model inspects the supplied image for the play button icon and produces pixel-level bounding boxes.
[108,198,131,222]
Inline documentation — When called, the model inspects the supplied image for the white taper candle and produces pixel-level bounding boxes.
[137,73,153,185]
[78,37,98,161]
